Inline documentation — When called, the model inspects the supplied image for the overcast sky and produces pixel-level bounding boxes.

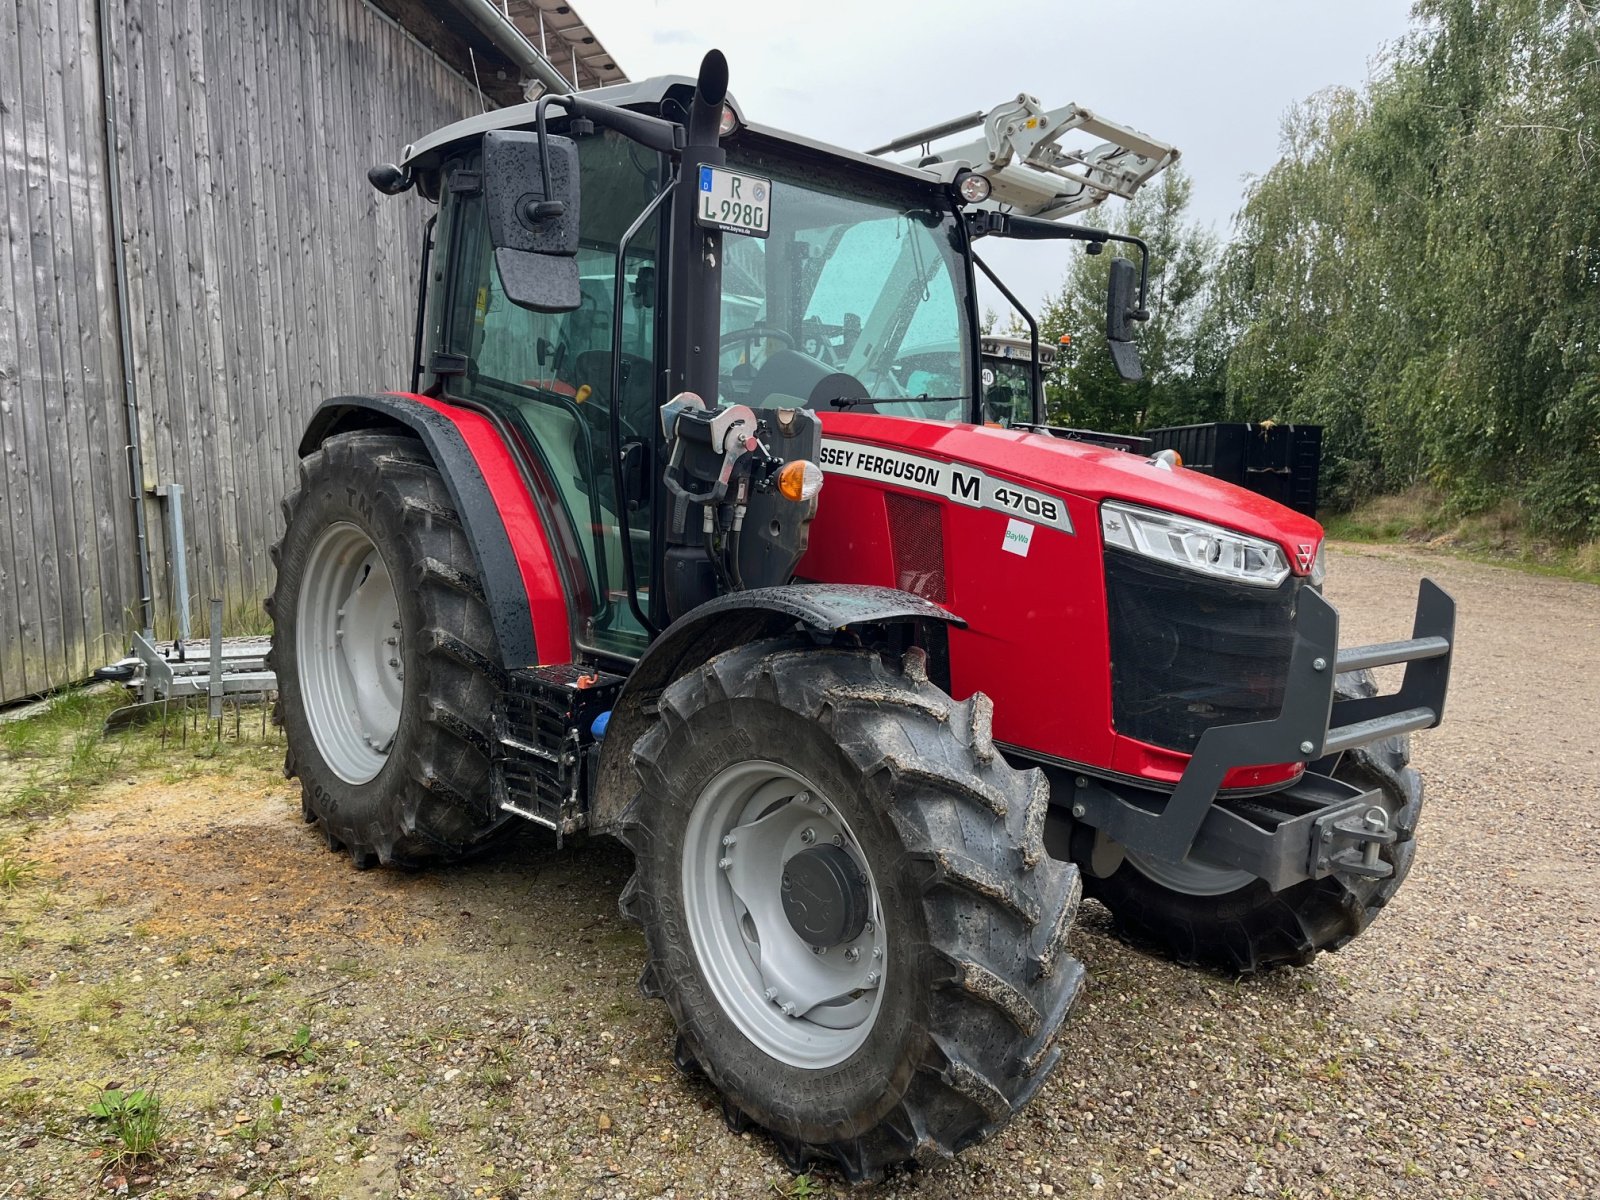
[593,0,1416,316]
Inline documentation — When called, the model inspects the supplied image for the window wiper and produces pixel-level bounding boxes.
[828,393,966,410]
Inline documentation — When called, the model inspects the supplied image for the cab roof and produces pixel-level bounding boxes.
[399,75,940,189]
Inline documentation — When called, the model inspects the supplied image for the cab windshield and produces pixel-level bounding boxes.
[716,148,973,420]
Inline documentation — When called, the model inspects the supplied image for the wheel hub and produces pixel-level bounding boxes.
[683,766,888,1069]
[781,844,870,948]
[297,522,403,785]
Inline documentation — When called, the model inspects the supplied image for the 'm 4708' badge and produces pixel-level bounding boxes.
[697,166,771,238]
[818,439,1074,535]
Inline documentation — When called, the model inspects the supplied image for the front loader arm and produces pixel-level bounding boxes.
[869,95,1180,221]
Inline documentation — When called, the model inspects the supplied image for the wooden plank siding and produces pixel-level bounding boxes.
[0,0,478,703]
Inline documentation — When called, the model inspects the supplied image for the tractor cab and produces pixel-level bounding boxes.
[386,71,1163,652]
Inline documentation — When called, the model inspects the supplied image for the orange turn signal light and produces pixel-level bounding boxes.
[1151,448,1183,469]
[777,459,824,502]
[574,383,593,405]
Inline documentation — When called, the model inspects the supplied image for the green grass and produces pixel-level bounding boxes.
[1325,486,1600,585]
[87,1086,169,1173]
[0,685,280,823]
[0,849,39,892]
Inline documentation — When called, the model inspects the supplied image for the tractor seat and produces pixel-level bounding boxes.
[746,349,868,411]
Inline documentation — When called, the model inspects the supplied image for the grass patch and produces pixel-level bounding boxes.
[0,687,280,824]
[1325,486,1600,584]
[87,1085,169,1173]
[0,849,39,892]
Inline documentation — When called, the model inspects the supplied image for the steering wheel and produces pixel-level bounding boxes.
[570,349,654,446]
[720,324,796,353]
[719,326,796,401]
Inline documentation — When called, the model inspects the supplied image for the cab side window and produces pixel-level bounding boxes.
[440,129,663,653]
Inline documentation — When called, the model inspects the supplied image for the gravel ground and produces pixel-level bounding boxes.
[1,542,1596,1199]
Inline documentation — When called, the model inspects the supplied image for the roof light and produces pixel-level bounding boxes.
[1150,448,1182,470]
[777,459,824,502]
[718,103,740,138]
[957,172,992,204]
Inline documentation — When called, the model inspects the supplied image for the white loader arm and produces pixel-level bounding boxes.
[867,95,1179,221]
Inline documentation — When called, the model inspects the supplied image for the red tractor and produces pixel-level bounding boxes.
[267,53,1455,1180]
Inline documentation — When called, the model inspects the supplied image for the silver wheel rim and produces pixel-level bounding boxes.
[681,760,887,1069]
[1125,849,1256,896]
[296,522,403,785]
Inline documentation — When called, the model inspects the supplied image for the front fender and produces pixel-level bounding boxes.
[588,585,963,835]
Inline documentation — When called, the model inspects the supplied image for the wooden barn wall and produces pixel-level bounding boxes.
[0,0,478,703]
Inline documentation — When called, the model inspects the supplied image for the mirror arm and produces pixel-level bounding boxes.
[536,94,686,177]
[967,211,1152,316]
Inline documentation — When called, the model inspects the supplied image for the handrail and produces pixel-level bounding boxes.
[608,176,676,639]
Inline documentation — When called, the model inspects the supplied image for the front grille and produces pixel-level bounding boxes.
[1105,548,1299,753]
[885,492,947,603]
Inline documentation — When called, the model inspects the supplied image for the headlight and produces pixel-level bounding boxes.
[1100,501,1290,589]
[1309,543,1328,589]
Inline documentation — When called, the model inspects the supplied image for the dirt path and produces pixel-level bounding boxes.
[1,543,1596,1198]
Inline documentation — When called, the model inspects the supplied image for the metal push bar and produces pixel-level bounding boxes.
[1070,579,1455,890]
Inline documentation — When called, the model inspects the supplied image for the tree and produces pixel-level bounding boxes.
[1036,167,1223,432]
[1216,0,1600,532]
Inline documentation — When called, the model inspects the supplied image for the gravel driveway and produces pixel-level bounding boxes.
[1,543,1596,1198]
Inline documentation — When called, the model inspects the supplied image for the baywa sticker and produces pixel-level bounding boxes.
[818,439,1074,534]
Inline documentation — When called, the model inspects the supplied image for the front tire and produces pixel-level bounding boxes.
[266,432,513,867]
[1082,669,1423,972]
[619,640,1083,1181]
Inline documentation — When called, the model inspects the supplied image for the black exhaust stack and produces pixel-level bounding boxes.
[670,50,729,409]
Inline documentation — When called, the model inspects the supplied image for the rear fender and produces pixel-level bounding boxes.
[298,393,571,668]
[588,585,963,835]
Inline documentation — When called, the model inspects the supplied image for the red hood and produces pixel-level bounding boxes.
[819,414,1325,568]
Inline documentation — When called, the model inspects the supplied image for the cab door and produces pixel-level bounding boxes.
[426,128,665,658]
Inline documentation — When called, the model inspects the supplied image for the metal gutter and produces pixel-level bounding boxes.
[95,0,155,639]
[453,0,572,96]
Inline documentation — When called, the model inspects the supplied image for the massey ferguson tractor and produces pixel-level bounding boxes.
[267,52,1455,1180]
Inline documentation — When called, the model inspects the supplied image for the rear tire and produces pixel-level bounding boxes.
[618,640,1083,1181]
[1082,670,1423,972]
[266,432,513,866]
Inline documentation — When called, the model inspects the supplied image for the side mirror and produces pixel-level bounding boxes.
[483,129,581,312]
[1106,256,1143,382]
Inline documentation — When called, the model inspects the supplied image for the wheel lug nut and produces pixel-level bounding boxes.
[718,858,732,871]
[873,946,883,959]
[721,834,737,847]
[800,828,816,844]
[831,834,842,846]
[780,1002,796,1016]
[811,945,822,955]
[865,971,880,986]
[781,874,792,891]
[764,988,778,1001]
[864,920,874,934]
[844,947,859,962]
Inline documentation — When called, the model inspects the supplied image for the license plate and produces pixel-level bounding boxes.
[696,166,771,238]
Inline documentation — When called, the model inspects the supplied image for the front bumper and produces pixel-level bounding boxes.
[1070,579,1455,891]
